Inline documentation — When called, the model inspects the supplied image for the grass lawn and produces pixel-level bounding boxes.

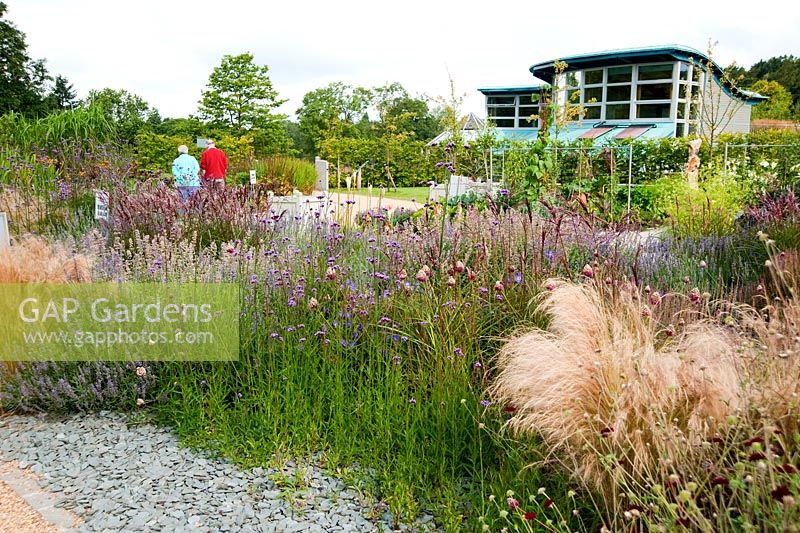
[328,186,430,202]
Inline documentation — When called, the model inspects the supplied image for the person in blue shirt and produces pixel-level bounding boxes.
[171,145,200,201]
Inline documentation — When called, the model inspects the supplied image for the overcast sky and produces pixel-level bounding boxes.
[10,0,800,121]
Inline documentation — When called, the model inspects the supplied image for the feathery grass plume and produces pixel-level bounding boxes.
[0,235,91,283]
[488,278,742,500]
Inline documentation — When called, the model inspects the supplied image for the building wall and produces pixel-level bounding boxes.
[701,82,752,135]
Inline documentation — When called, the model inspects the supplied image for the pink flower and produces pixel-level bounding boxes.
[447,276,456,288]
[398,269,407,280]
[494,281,504,292]
[545,280,557,291]
[582,264,593,278]
[689,287,701,303]
[325,267,337,280]
[467,269,477,282]
[135,366,147,377]
[416,269,428,283]
[649,291,662,306]
[507,497,520,510]
[454,260,465,273]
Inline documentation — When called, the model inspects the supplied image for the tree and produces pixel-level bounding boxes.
[371,82,440,140]
[0,2,50,115]
[47,75,77,110]
[296,82,372,156]
[197,53,286,132]
[84,88,159,142]
[750,80,793,120]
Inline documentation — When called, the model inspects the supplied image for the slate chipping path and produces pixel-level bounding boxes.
[0,413,434,532]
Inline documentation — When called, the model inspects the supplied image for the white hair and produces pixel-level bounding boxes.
[207,140,215,147]
[177,145,189,154]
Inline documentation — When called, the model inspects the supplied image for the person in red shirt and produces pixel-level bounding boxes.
[200,140,228,187]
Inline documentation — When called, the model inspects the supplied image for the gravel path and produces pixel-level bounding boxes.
[0,413,433,532]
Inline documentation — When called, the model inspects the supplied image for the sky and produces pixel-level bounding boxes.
[10,0,800,122]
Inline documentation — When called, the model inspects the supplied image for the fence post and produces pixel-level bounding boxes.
[723,143,728,170]
[627,143,633,214]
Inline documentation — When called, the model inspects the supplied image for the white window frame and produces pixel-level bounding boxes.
[486,94,540,129]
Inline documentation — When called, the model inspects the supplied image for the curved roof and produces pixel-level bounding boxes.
[477,85,544,95]
[529,45,767,104]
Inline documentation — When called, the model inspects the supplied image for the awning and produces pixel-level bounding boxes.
[614,126,652,140]
[579,126,614,140]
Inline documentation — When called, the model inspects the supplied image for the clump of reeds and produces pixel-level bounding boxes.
[489,278,743,499]
[0,235,91,283]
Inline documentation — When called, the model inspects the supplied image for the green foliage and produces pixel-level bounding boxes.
[750,80,794,120]
[0,107,117,148]
[296,82,373,156]
[668,172,749,238]
[253,157,316,195]
[135,131,255,175]
[197,53,285,133]
[320,136,434,187]
[743,55,800,114]
[84,88,160,143]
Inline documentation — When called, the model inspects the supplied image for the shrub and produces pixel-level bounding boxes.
[254,157,316,195]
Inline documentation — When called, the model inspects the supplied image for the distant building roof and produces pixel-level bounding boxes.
[477,86,544,95]
[529,45,766,105]
[427,113,486,146]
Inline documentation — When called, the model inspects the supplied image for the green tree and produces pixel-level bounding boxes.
[47,75,77,110]
[295,82,372,156]
[0,2,50,115]
[372,82,440,140]
[197,53,285,132]
[84,88,159,142]
[750,79,794,120]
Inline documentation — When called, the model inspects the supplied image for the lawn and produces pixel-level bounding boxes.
[328,186,430,202]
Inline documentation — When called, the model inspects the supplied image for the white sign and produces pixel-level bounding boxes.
[0,212,9,249]
[94,190,109,221]
[196,138,209,149]
[249,169,257,185]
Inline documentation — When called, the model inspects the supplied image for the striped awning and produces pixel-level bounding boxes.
[614,126,652,140]
[579,126,614,140]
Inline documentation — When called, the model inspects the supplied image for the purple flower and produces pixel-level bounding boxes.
[409,398,417,405]
[480,400,490,407]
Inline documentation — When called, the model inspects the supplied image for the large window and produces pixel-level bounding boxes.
[675,62,703,137]
[487,94,540,128]
[574,62,679,124]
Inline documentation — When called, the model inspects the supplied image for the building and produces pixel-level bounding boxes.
[479,45,766,143]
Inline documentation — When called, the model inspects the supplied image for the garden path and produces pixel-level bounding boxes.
[0,413,434,532]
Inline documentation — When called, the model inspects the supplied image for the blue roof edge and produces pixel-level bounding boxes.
[527,45,767,105]
[478,86,545,94]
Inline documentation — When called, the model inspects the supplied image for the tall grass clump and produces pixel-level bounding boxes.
[0,235,91,283]
[0,107,116,148]
[255,157,317,195]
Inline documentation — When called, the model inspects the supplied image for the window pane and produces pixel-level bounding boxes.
[606,104,630,120]
[583,106,601,120]
[638,63,673,81]
[689,104,699,120]
[518,106,538,118]
[636,103,671,119]
[492,118,514,128]
[487,96,515,105]
[691,85,700,100]
[567,89,580,103]
[518,117,536,128]
[677,102,686,119]
[679,63,690,81]
[678,82,690,100]
[489,107,515,118]
[688,123,697,135]
[584,87,603,103]
[585,69,603,85]
[637,82,672,100]
[607,85,631,101]
[676,123,685,137]
[692,66,702,82]
[566,72,580,87]
[518,94,539,105]
[608,66,632,83]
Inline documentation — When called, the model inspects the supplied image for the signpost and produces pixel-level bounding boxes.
[94,190,109,221]
[249,169,257,185]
